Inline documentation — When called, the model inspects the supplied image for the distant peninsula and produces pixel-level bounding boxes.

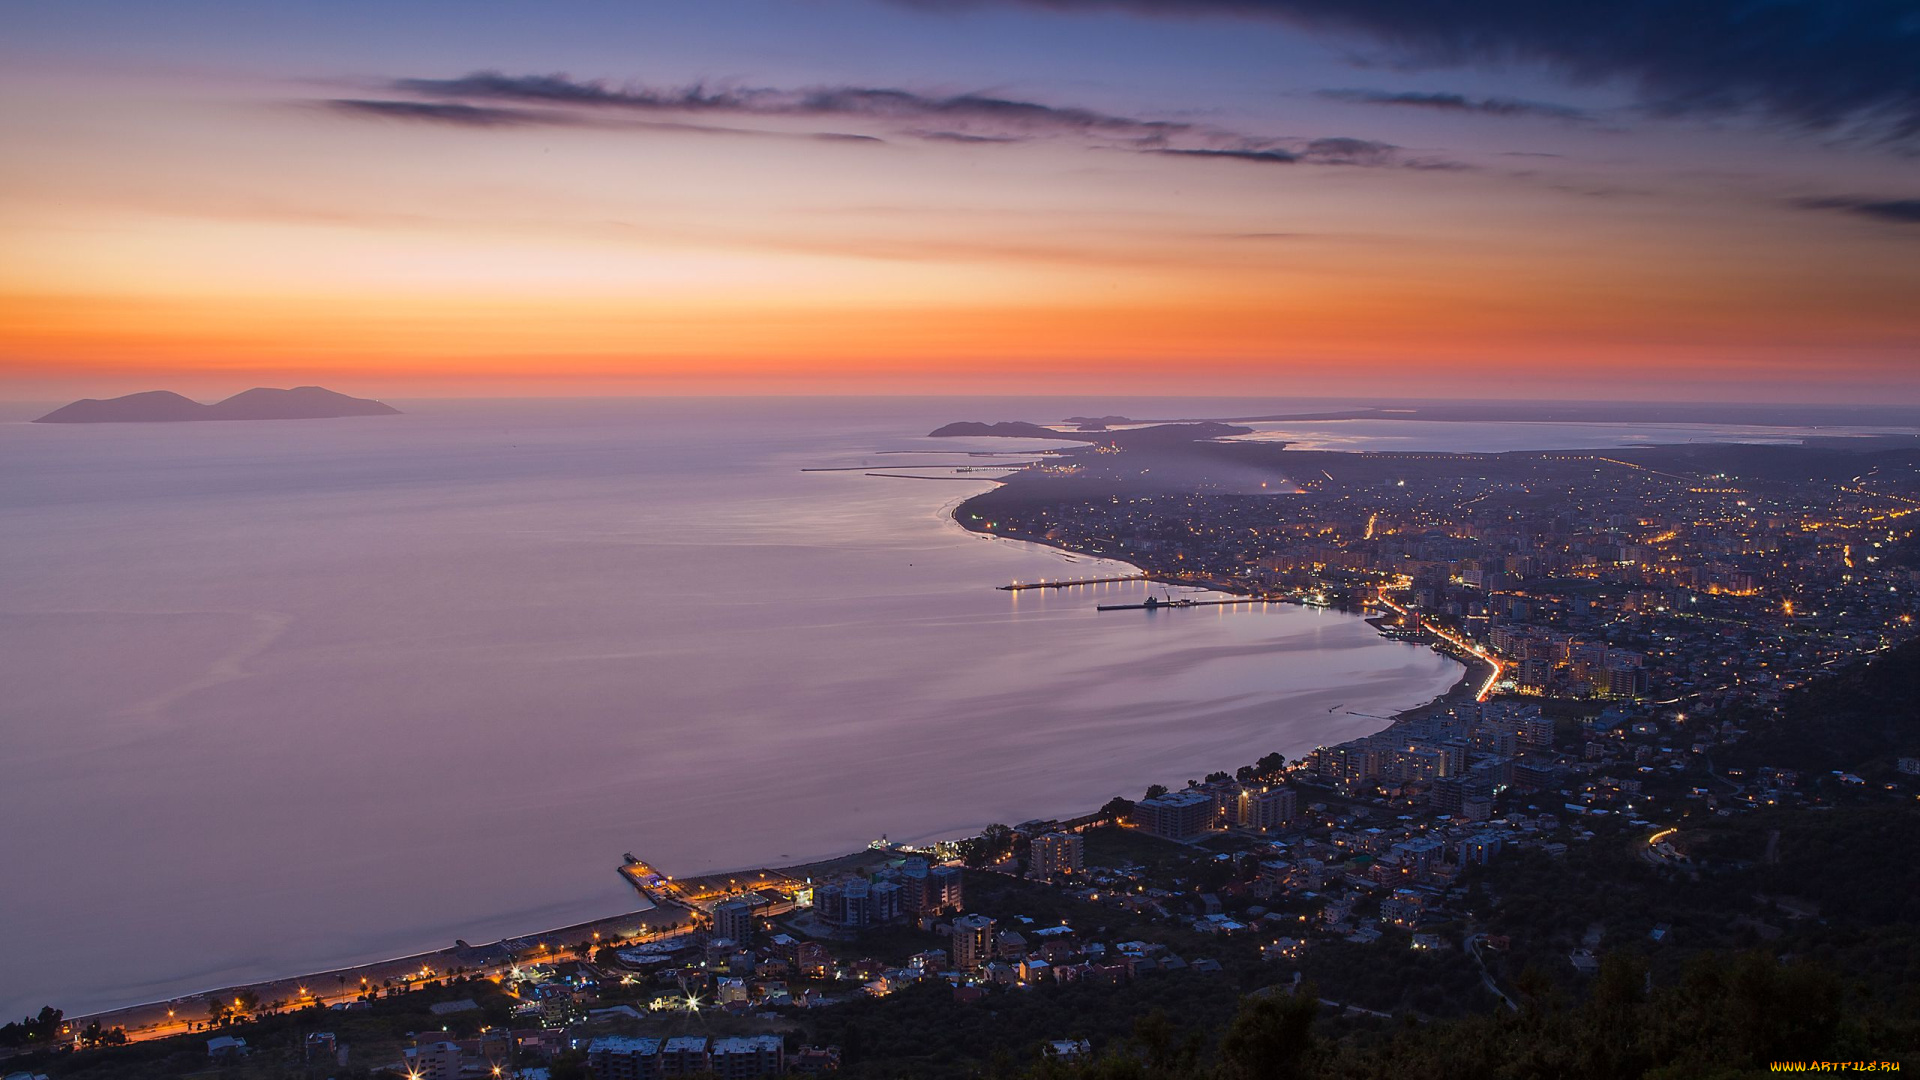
[34,386,401,424]
[929,419,1251,444]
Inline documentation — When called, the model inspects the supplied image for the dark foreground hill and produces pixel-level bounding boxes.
[34,386,400,423]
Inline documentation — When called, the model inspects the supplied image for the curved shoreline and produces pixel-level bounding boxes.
[51,455,1464,1037]
[947,485,1481,718]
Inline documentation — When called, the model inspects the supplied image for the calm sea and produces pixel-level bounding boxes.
[0,398,1896,1017]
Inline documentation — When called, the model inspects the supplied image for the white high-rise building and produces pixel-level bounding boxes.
[1029,832,1084,879]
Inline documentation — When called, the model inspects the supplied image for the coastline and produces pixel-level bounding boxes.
[61,903,684,1045]
[946,481,1485,730]
[51,461,1468,1040]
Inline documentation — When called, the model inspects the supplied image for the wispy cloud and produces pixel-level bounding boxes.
[390,72,1196,145]
[1154,147,1298,164]
[1300,136,1395,164]
[1791,197,1920,225]
[323,70,1468,170]
[911,130,1027,144]
[1317,89,1593,123]
[326,99,555,127]
[1151,137,1461,169]
[914,0,1920,148]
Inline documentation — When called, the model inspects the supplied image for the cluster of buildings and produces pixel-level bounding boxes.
[1135,783,1298,841]
[585,1035,808,1080]
[1304,701,1557,812]
[387,1024,573,1080]
[975,443,1919,717]
[1077,778,1589,959]
[807,858,964,932]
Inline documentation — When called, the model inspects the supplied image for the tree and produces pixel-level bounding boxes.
[1145,784,1169,800]
[1131,1008,1175,1072]
[547,1048,590,1080]
[1100,796,1135,822]
[982,823,1015,861]
[77,1020,125,1048]
[962,823,1016,867]
[0,1006,62,1048]
[1217,986,1317,1080]
[843,1020,864,1063]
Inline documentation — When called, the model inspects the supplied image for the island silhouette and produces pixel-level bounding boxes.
[34,386,400,423]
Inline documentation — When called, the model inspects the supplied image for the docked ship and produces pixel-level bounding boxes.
[1097,593,1201,612]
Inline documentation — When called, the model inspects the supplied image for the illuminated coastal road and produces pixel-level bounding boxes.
[1373,593,1505,702]
[68,907,690,1046]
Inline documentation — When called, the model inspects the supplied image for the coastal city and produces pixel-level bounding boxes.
[11,427,1917,1078]
[11,0,1920,1074]
[963,433,1920,713]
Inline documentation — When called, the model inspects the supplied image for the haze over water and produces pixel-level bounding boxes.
[6,397,1888,1019]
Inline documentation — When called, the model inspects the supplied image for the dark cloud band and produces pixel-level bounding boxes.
[392,73,1196,145]
[325,70,1467,170]
[326,99,553,127]
[1317,89,1592,123]
[911,0,1920,147]
[1792,197,1920,225]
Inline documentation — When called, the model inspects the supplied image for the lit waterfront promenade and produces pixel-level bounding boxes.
[62,904,687,1046]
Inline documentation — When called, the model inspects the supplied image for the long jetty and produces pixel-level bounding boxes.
[1095,598,1271,611]
[998,574,1148,591]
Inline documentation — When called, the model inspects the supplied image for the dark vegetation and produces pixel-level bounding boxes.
[1,1007,67,1049]
[1726,637,1920,780]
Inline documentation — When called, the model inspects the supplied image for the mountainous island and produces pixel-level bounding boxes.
[33,386,401,424]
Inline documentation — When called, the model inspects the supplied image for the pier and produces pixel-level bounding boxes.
[619,853,698,914]
[998,574,1148,591]
[1096,597,1272,611]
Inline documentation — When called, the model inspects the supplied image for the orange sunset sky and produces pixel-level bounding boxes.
[2,0,1916,402]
